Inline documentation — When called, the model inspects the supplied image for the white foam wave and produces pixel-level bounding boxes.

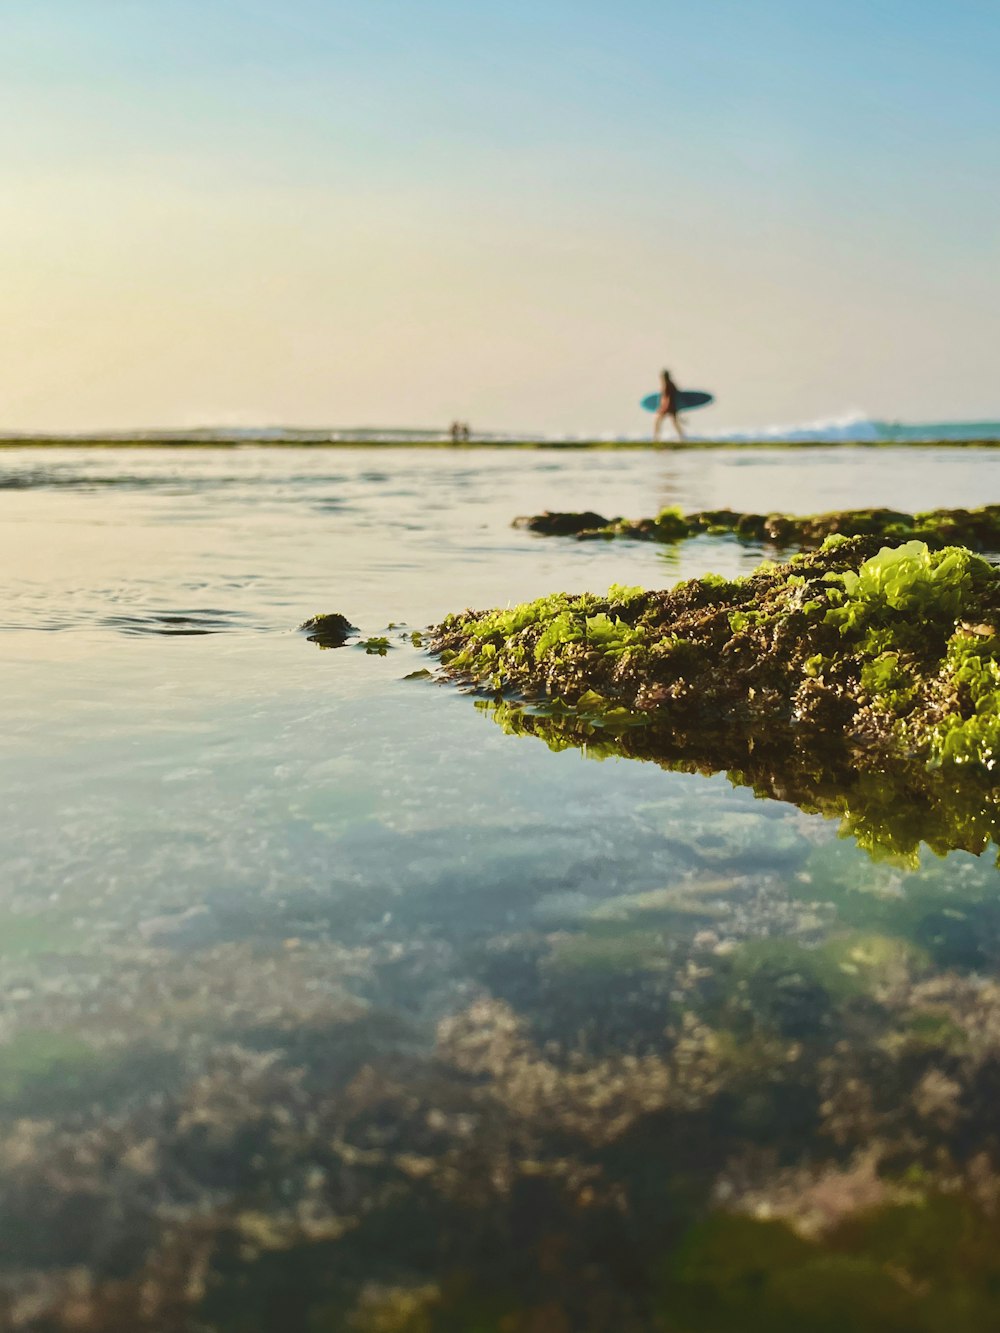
[3,413,997,445]
[698,410,880,443]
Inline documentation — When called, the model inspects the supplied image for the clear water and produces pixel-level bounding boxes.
[4,446,1000,1331]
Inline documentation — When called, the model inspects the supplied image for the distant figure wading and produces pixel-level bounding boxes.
[653,369,685,443]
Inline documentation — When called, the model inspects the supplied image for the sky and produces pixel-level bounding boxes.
[1,0,998,436]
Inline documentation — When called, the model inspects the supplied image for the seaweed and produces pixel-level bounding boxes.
[359,636,393,656]
[10,904,1000,1328]
[514,504,1000,553]
[431,540,1000,862]
[657,1198,1000,1333]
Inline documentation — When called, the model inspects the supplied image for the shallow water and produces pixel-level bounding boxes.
[4,446,1000,1330]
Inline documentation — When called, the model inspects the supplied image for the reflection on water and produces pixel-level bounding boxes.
[100,609,256,636]
[3,447,1000,1328]
[477,693,1000,866]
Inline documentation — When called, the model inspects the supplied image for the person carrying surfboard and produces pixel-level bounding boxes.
[653,369,685,443]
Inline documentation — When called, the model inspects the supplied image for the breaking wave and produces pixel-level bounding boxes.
[2,416,998,445]
[694,412,1000,444]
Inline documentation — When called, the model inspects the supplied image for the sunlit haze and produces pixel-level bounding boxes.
[3,0,998,435]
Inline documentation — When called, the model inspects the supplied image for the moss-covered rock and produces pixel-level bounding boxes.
[431,540,1000,861]
[514,504,1000,552]
[299,612,358,648]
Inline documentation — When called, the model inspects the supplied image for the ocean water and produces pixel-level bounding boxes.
[3,446,1000,1330]
[701,413,1000,444]
[3,413,999,444]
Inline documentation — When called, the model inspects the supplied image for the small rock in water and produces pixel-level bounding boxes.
[299,612,358,648]
[513,510,610,536]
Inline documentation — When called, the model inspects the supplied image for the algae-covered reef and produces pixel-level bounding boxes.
[12,902,1000,1329]
[516,503,1000,552]
[432,539,1000,861]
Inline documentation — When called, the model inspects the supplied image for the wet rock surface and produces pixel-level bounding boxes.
[298,613,358,648]
[431,539,1000,862]
[514,503,1000,552]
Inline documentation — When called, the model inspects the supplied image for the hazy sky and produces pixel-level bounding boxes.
[2,0,998,435]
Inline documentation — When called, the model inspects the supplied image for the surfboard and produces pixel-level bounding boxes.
[641,390,714,413]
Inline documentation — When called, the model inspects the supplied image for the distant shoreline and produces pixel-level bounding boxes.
[2,436,1000,451]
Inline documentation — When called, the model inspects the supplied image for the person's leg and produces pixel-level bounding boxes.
[672,411,685,442]
[653,409,665,442]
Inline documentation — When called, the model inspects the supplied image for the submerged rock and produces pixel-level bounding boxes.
[299,612,358,648]
[514,503,1000,552]
[430,540,1000,861]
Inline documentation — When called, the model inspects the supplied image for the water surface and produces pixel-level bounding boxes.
[3,447,1000,1330]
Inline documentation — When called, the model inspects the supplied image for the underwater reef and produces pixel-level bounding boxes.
[515,503,1000,552]
[11,912,1000,1329]
[432,538,1000,862]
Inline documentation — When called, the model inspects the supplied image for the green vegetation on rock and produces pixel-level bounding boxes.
[359,635,393,655]
[432,539,1000,862]
[514,504,1000,552]
[299,612,358,648]
[658,1199,1000,1333]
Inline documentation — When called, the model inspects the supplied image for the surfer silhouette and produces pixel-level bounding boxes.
[653,369,685,443]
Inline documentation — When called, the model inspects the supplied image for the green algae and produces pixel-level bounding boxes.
[431,539,1000,862]
[0,911,78,960]
[236,1193,1000,1332]
[657,1198,1000,1333]
[11,919,1000,1329]
[359,635,393,655]
[515,504,1000,552]
[730,932,926,1011]
[794,841,1000,971]
[545,925,674,976]
[0,1035,174,1121]
[0,1033,97,1108]
[299,617,396,655]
